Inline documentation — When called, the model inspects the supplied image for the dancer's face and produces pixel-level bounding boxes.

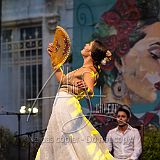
[122,22,160,102]
[81,41,94,57]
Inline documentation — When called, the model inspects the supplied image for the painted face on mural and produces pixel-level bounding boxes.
[122,22,160,102]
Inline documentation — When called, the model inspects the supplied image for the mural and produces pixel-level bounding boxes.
[90,0,160,126]
[73,0,160,129]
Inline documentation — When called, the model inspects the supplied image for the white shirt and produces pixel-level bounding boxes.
[106,125,142,160]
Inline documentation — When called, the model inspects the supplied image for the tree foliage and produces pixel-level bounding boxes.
[0,126,15,159]
[142,128,160,160]
[0,126,30,159]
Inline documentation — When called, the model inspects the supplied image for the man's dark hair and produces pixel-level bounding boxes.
[116,105,131,118]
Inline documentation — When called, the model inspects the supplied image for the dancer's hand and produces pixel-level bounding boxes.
[75,80,93,98]
[47,43,54,57]
[47,43,58,69]
[75,80,88,90]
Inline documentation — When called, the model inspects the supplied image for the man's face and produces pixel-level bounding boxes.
[117,111,129,127]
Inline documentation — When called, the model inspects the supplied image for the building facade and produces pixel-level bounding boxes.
[0,0,74,133]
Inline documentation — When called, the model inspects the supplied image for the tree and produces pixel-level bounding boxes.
[142,128,160,160]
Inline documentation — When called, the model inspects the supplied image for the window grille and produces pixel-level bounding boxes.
[1,25,42,108]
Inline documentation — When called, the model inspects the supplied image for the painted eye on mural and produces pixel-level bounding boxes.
[148,43,160,60]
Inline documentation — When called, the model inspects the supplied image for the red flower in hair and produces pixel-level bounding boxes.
[116,20,136,35]
[121,7,140,21]
[101,11,120,26]
[102,35,117,52]
[115,0,137,16]
[116,38,130,57]
[98,0,141,61]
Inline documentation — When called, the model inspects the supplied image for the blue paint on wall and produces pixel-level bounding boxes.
[73,0,116,68]
[131,93,160,113]
[73,0,116,108]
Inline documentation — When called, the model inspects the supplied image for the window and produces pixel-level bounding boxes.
[1,25,42,108]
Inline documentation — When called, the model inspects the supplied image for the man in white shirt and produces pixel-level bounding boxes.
[106,105,142,160]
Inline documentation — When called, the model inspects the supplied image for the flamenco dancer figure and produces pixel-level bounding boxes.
[35,26,113,160]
